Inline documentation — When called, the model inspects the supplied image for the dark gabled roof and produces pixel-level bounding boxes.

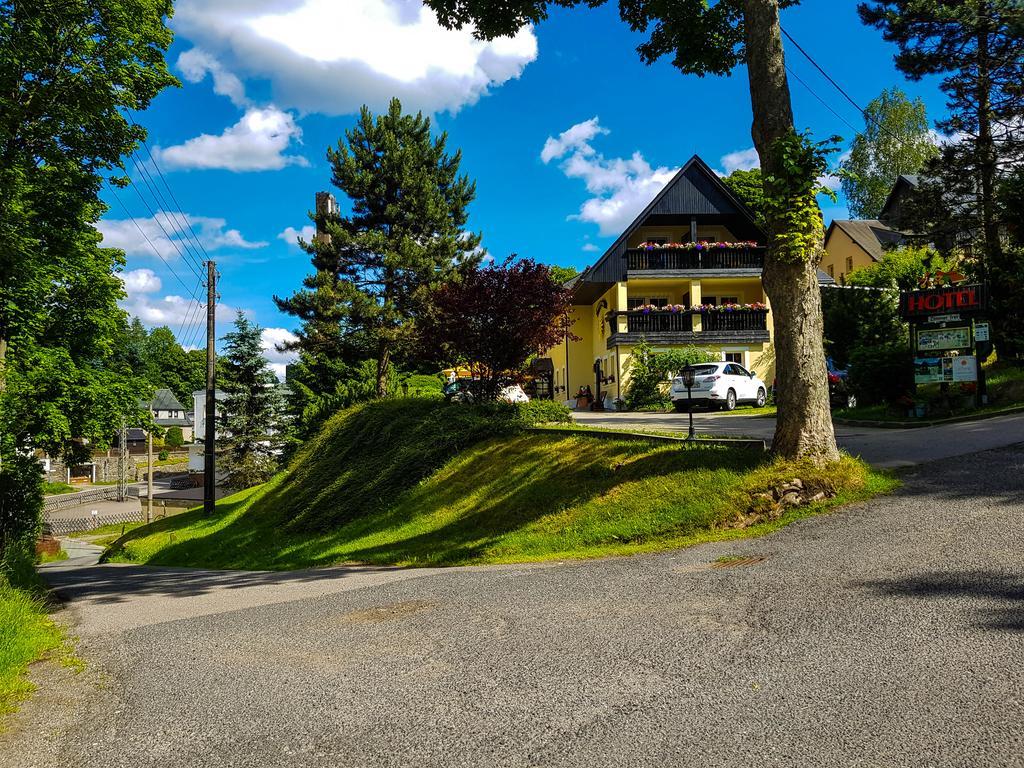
[578,155,769,289]
[143,388,186,412]
[826,219,905,262]
[878,174,924,225]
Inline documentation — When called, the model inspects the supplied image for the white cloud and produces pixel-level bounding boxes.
[172,0,538,115]
[540,117,607,164]
[719,147,761,175]
[178,47,250,108]
[120,268,162,295]
[97,211,267,261]
[541,117,678,236]
[278,225,316,248]
[582,243,599,252]
[261,327,299,380]
[153,106,308,172]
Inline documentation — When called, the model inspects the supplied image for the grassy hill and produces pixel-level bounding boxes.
[106,400,896,569]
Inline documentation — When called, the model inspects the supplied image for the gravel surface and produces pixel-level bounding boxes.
[4,446,1023,767]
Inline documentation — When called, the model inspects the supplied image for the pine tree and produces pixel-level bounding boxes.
[218,312,283,490]
[275,98,481,405]
[840,88,939,219]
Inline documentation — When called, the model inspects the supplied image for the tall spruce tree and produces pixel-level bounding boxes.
[840,88,939,218]
[275,98,481,405]
[219,312,282,490]
[423,0,840,462]
[860,1,1024,354]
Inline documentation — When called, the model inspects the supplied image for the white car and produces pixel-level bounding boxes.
[670,362,768,412]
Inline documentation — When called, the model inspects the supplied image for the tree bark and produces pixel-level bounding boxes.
[375,343,391,398]
[975,6,1000,278]
[742,0,839,463]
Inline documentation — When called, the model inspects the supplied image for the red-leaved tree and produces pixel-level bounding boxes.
[420,258,577,401]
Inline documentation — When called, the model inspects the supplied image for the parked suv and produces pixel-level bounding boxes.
[670,362,768,412]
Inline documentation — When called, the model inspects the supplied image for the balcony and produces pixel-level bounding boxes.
[625,243,765,274]
[605,308,770,348]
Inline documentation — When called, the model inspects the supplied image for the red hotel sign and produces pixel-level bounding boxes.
[900,283,987,319]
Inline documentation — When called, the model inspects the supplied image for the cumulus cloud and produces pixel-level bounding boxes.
[172,0,538,115]
[540,117,607,164]
[278,225,316,248]
[178,47,250,108]
[97,211,267,261]
[153,106,308,172]
[541,117,678,236]
[120,268,162,295]
[261,327,299,380]
[718,147,761,176]
[581,243,599,252]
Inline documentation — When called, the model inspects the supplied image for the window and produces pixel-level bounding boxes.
[724,363,747,376]
[627,296,669,309]
[703,296,717,306]
[827,264,835,278]
[720,296,739,305]
[724,353,743,365]
[641,235,669,245]
[846,256,854,272]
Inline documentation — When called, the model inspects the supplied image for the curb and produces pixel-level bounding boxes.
[529,427,766,450]
[834,403,1024,429]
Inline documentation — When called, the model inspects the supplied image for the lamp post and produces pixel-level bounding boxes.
[681,363,696,440]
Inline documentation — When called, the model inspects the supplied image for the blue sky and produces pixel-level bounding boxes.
[101,0,950,372]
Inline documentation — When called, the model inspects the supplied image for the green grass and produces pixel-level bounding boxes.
[68,521,143,540]
[399,373,445,399]
[36,550,68,564]
[0,579,65,721]
[105,399,896,570]
[42,482,76,496]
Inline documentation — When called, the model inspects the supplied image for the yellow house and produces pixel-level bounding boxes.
[821,219,904,284]
[541,155,798,408]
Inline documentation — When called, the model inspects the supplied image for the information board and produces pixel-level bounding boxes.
[917,326,971,352]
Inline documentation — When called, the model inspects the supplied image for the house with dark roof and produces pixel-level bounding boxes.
[539,155,798,406]
[142,388,194,441]
[821,218,906,284]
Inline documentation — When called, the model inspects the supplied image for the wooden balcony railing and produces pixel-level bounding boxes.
[700,310,770,332]
[625,245,766,271]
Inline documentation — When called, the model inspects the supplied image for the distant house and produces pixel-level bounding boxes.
[821,219,906,285]
[142,388,194,442]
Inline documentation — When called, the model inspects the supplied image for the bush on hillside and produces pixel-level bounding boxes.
[848,342,914,405]
[514,399,572,425]
[165,426,184,448]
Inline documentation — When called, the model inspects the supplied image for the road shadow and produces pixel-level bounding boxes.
[859,570,1024,633]
[38,562,407,606]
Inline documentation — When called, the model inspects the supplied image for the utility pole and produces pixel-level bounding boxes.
[117,417,128,502]
[146,408,153,524]
[203,261,217,516]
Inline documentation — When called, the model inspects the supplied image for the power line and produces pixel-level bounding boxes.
[131,156,207,278]
[124,110,213,268]
[105,181,196,295]
[784,64,861,134]
[176,281,206,344]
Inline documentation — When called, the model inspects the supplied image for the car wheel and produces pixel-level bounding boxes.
[755,387,766,408]
[672,400,690,413]
[722,389,737,411]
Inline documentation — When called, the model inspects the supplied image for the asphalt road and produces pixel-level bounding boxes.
[4,445,1023,767]
[574,409,1024,467]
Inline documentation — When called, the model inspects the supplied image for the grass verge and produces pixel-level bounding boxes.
[0,579,66,722]
[42,482,75,496]
[105,403,897,570]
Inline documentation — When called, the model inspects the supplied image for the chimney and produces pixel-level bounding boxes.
[314,191,339,245]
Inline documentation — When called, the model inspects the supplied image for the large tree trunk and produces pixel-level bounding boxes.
[742,0,839,463]
[975,10,1001,277]
[375,343,391,398]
